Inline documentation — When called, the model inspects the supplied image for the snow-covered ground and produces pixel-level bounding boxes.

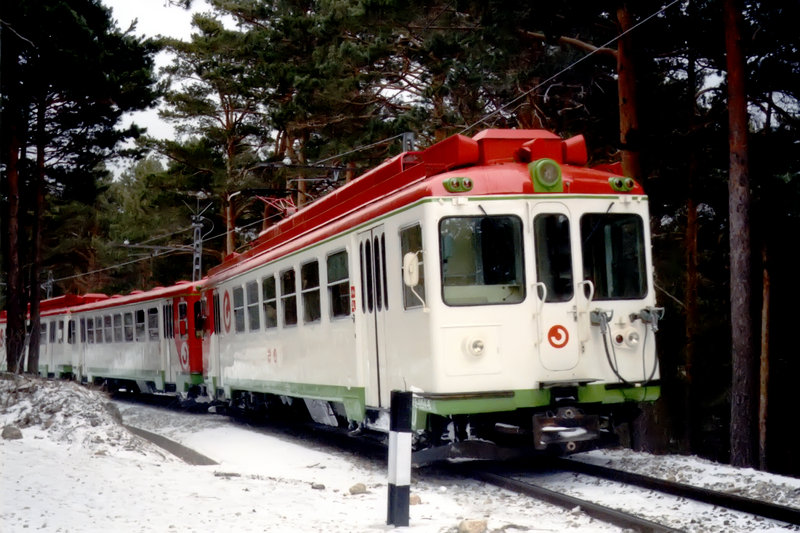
[2,374,799,533]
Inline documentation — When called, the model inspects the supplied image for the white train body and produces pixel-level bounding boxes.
[201,129,661,455]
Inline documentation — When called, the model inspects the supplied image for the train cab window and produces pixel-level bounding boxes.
[233,287,245,333]
[400,224,425,309]
[439,216,524,306]
[87,318,95,344]
[104,316,113,343]
[280,268,298,327]
[246,280,260,331]
[68,320,76,344]
[262,275,278,329]
[135,310,146,342]
[580,213,647,300]
[113,314,123,343]
[147,307,159,341]
[124,312,134,342]
[301,261,321,324]
[327,251,350,318]
[194,300,206,338]
[178,302,188,337]
[534,214,574,302]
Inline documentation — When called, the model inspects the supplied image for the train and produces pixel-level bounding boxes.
[1,128,662,462]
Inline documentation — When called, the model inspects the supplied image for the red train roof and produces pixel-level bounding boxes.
[205,129,640,285]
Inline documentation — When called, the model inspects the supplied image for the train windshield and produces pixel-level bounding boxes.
[580,213,647,300]
[439,215,525,306]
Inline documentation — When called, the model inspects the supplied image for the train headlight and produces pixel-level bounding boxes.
[609,176,635,192]
[466,338,486,356]
[529,158,563,193]
[625,329,640,347]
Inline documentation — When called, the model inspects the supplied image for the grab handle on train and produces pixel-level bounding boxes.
[533,282,547,345]
[577,280,595,342]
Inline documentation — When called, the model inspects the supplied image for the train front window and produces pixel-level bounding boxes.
[534,214,574,302]
[580,213,647,300]
[439,215,524,306]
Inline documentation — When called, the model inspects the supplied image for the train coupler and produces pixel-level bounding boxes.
[532,407,600,452]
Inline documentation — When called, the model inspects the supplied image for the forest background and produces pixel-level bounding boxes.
[1,0,798,476]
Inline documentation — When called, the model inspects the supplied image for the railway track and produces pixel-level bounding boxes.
[554,457,800,526]
[461,458,800,532]
[466,467,680,532]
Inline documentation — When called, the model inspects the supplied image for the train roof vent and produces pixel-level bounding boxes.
[472,129,561,165]
[422,134,479,175]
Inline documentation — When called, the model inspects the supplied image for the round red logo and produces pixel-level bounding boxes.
[180,342,189,369]
[222,290,232,333]
[548,325,569,348]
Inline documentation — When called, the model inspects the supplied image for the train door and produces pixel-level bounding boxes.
[358,226,389,408]
[531,203,583,371]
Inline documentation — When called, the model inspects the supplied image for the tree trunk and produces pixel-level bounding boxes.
[759,245,769,471]
[27,98,48,374]
[4,125,25,373]
[684,35,699,454]
[724,0,756,468]
[616,2,642,179]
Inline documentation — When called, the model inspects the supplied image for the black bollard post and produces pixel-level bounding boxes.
[387,390,412,527]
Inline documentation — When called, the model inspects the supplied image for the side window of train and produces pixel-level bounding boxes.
[113,314,123,343]
[135,310,146,342]
[246,280,260,331]
[533,214,574,302]
[280,268,298,327]
[124,312,134,342]
[68,319,76,345]
[233,286,245,333]
[262,275,278,329]
[164,304,174,339]
[301,261,321,324]
[147,307,159,341]
[80,318,86,344]
[104,315,113,343]
[213,292,221,334]
[57,321,65,344]
[50,322,57,344]
[400,224,425,309]
[41,323,48,345]
[327,250,349,318]
[87,318,94,344]
[96,316,105,344]
[178,302,188,337]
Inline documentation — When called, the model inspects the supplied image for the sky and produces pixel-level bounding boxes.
[103,0,211,141]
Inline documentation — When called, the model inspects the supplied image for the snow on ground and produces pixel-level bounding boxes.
[0,375,617,532]
[2,374,799,533]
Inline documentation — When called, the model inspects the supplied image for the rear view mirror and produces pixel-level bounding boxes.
[403,252,420,287]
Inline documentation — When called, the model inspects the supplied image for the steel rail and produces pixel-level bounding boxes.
[555,457,800,526]
[467,468,681,533]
